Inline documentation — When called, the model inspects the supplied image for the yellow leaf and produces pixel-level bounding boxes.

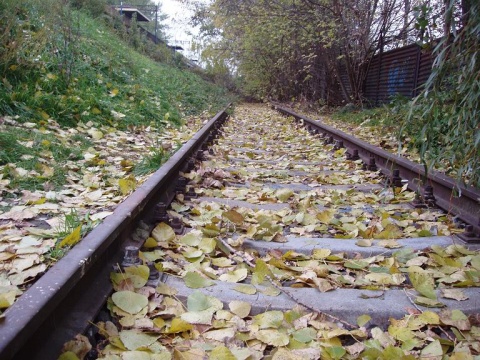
[210,346,236,360]
[153,317,165,329]
[222,210,244,225]
[0,291,16,309]
[167,317,193,333]
[118,176,137,195]
[151,222,176,242]
[317,209,334,224]
[9,65,18,71]
[39,164,54,178]
[92,107,102,115]
[109,88,119,97]
[58,225,82,247]
[143,237,157,248]
[26,197,46,205]
[46,73,57,80]
[39,111,50,120]
[233,284,257,295]
[87,128,104,140]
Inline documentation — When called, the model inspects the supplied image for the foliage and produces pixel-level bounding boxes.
[59,103,480,359]
[403,1,480,188]
[0,105,210,309]
[192,0,450,104]
[0,0,232,129]
[134,148,171,175]
[0,125,90,191]
[70,0,107,18]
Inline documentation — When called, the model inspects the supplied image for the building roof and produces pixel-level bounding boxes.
[114,6,151,22]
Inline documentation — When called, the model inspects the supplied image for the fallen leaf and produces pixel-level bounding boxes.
[183,271,215,288]
[58,225,82,248]
[111,291,148,314]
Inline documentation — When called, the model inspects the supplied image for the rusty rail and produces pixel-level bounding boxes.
[0,105,231,360]
[274,105,480,242]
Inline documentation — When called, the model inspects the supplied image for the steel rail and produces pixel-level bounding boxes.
[0,104,231,360]
[274,105,480,242]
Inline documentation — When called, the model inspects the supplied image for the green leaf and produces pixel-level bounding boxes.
[345,259,369,270]
[156,283,177,296]
[124,265,149,288]
[408,267,437,300]
[228,300,251,318]
[255,329,289,346]
[439,309,471,330]
[151,222,176,243]
[219,268,248,283]
[260,287,281,296]
[199,237,216,253]
[251,259,271,285]
[111,291,148,314]
[119,330,159,350]
[233,284,257,295]
[275,188,294,202]
[325,346,347,360]
[253,310,284,329]
[210,346,236,360]
[183,271,215,288]
[414,296,445,308]
[187,291,211,311]
[356,239,373,247]
[179,232,201,246]
[292,327,317,343]
[58,352,79,360]
[181,308,216,325]
[441,288,468,301]
[317,209,334,224]
[357,314,372,327]
[312,248,331,259]
[420,340,443,358]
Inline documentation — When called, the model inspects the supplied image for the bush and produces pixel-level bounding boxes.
[70,0,107,18]
[402,2,480,187]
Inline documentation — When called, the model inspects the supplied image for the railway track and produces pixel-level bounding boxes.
[1,103,479,359]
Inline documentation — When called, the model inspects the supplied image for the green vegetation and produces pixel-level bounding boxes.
[0,0,232,191]
[403,1,479,188]
[0,0,231,128]
[0,125,90,190]
[133,148,171,176]
[331,2,479,188]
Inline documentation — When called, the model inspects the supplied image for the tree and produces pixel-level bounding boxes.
[193,0,432,104]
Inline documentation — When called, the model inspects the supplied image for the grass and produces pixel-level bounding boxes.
[0,126,92,191]
[134,148,171,176]
[0,0,234,191]
[0,2,233,129]
[45,208,97,262]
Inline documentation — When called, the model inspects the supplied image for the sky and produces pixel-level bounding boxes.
[158,0,199,58]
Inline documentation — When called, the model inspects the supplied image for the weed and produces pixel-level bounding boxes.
[45,246,69,264]
[55,209,84,239]
[134,148,171,176]
[46,209,96,262]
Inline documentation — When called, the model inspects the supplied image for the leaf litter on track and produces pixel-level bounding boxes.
[61,104,479,359]
[0,114,207,313]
